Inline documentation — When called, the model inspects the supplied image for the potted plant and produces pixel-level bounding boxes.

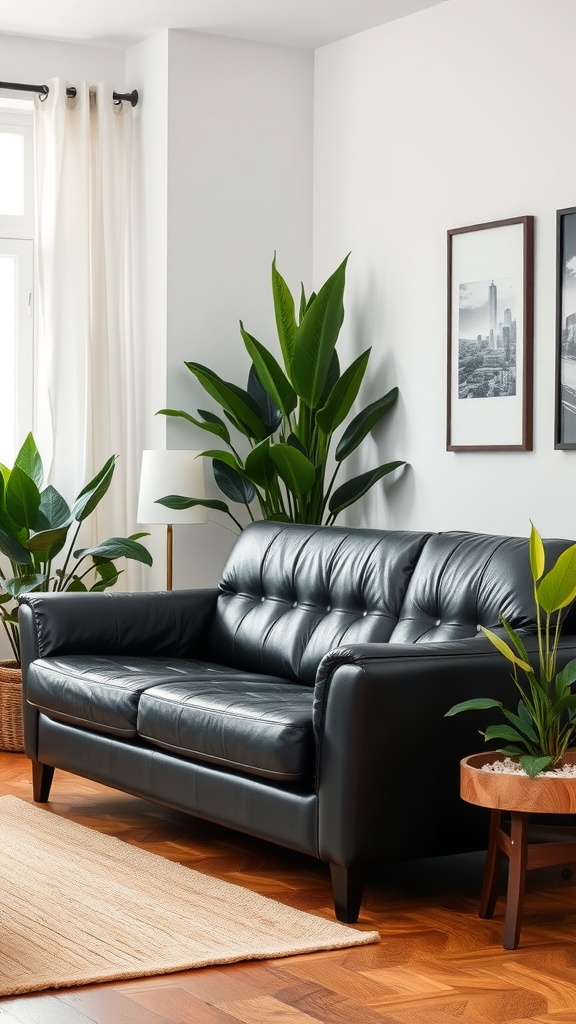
[157,254,406,527]
[0,433,153,750]
[446,523,576,778]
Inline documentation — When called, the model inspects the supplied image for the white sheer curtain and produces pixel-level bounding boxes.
[33,78,145,587]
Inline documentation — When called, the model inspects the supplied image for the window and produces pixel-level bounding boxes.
[0,99,34,467]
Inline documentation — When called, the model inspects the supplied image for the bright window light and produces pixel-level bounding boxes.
[0,133,25,217]
[0,255,17,464]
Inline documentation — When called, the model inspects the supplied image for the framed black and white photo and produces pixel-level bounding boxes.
[555,207,576,449]
[446,216,534,451]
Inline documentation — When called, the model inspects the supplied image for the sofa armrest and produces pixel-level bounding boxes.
[18,589,220,678]
[312,635,576,867]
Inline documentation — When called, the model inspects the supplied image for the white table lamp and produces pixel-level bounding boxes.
[137,450,206,590]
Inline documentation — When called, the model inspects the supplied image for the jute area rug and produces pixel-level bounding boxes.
[0,796,379,997]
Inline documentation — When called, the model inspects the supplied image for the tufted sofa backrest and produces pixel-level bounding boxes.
[209,521,576,685]
[389,531,573,643]
[209,521,430,684]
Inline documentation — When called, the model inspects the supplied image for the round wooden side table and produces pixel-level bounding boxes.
[461,751,576,949]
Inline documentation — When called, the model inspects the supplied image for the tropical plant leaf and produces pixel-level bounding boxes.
[74,537,153,566]
[269,444,316,497]
[35,485,71,532]
[2,574,46,597]
[483,724,528,744]
[156,495,232,515]
[157,408,231,444]
[13,432,43,488]
[286,433,307,455]
[328,461,405,518]
[156,494,204,510]
[501,708,538,742]
[199,449,243,472]
[291,256,349,407]
[94,559,120,581]
[198,410,232,445]
[213,461,256,505]
[272,254,297,369]
[551,693,576,715]
[517,700,535,728]
[25,527,68,562]
[317,349,371,435]
[185,362,269,441]
[91,578,120,592]
[244,440,277,491]
[529,521,545,583]
[555,659,576,697]
[500,616,531,666]
[72,456,116,522]
[66,577,89,592]
[480,626,533,671]
[90,574,121,592]
[5,465,41,530]
[241,323,297,419]
[247,365,282,435]
[0,526,32,566]
[445,697,503,716]
[537,542,576,613]
[298,282,307,324]
[319,350,341,407]
[335,388,399,462]
[519,755,553,778]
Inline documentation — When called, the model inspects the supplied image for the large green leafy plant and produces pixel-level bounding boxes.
[0,433,153,664]
[446,524,576,777]
[158,255,405,527]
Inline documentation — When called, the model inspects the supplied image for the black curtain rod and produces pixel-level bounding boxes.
[0,80,138,107]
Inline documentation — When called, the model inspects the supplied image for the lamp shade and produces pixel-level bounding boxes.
[137,450,207,526]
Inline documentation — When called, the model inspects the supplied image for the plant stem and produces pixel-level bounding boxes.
[57,521,83,590]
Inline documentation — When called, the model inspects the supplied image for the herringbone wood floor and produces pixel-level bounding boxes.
[1,752,576,1023]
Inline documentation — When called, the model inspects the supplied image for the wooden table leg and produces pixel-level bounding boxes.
[479,808,504,919]
[503,810,528,950]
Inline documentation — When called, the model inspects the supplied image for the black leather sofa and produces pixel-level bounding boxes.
[18,521,576,922]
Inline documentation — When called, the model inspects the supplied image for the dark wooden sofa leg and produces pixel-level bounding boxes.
[330,863,364,923]
[32,761,55,803]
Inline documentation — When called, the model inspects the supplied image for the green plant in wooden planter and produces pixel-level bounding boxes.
[446,523,576,777]
[157,255,405,528]
[0,433,153,664]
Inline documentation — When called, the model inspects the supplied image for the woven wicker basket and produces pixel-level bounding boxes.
[0,661,24,752]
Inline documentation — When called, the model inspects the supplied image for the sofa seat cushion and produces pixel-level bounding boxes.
[26,655,283,740]
[137,678,314,782]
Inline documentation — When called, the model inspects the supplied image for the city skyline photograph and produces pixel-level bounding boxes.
[457,276,517,400]
[458,276,516,340]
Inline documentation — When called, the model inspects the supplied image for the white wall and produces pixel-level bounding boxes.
[313,0,576,541]
[126,32,170,589]
[0,34,124,91]
[165,31,314,587]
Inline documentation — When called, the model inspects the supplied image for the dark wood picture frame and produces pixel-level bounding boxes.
[446,215,534,452]
[555,207,576,449]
